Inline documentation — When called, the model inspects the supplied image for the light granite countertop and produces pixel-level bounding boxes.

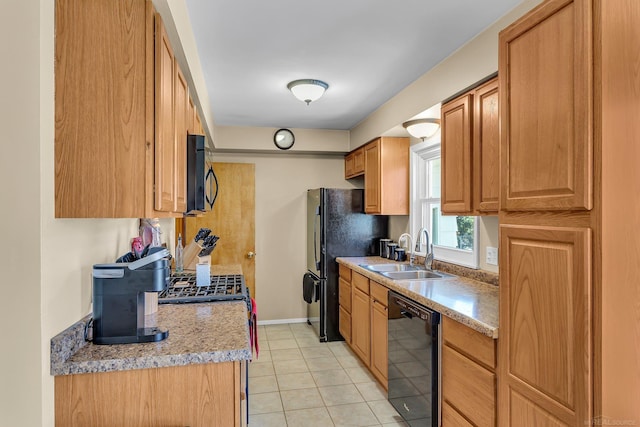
[51,265,251,376]
[337,256,499,338]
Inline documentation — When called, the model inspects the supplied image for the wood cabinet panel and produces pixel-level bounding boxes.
[351,287,371,366]
[339,305,351,344]
[370,297,388,388]
[499,0,592,211]
[55,362,242,427]
[369,281,388,307]
[509,389,569,427]
[443,344,496,427]
[154,15,176,212]
[364,141,381,213]
[339,277,351,313]
[352,271,369,295]
[441,93,473,214]
[345,147,365,179]
[174,63,188,213]
[474,77,500,212]
[499,224,591,425]
[443,315,495,370]
[363,137,409,215]
[54,0,154,218]
[339,263,351,281]
[442,401,474,427]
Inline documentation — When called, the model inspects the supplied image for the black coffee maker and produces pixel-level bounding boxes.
[92,247,170,344]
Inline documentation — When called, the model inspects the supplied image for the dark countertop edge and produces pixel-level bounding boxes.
[337,257,499,339]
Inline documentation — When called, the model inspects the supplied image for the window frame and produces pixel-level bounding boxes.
[410,139,479,269]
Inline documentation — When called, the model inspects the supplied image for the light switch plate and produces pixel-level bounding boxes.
[486,246,498,266]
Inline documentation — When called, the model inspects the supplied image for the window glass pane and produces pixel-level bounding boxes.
[429,202,474,252]
[428,158,441,199]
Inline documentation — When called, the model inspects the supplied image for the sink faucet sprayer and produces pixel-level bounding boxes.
[398,233,414,266]
[415,228,434,270]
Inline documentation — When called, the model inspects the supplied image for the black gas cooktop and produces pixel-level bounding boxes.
[158,273,249,305]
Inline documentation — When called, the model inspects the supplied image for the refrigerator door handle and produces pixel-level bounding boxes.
[314,205,321,271]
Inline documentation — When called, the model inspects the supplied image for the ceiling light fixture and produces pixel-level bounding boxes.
[402,118,441,140]
[287,79,329,105]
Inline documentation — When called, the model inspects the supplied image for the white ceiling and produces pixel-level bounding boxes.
[185,0,522,131]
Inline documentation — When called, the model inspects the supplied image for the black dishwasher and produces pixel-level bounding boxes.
[387,291,440,427]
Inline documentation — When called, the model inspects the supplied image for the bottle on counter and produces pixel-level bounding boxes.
[175,234,184,273]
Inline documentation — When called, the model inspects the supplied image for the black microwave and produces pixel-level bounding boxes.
[185,134,217,215]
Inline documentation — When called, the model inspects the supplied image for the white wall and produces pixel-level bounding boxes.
[211,152,357,321]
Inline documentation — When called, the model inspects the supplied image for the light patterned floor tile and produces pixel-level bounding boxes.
[355,381,388,401]
[273,358,309,374]
[268,338,299,350]
[327,402,380,426]
[249,375,278,394]
[368,399,407,424]
[249,391,283,415]
[319,383,365,406]
[306,355,340,372]
[247,412,287,427]
[266,329,295,340]
[280,387,324,411]
[337,354,366,369]
[301,345,334,359]
[249,361,274,377]
[345,366,377,383]
[270,348,303,361]
[254,349,271,362]
[277,371,316,391]
[285,407,335,427]
[311,368,353,387]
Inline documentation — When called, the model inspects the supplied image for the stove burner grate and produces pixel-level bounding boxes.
[158,273,249,305]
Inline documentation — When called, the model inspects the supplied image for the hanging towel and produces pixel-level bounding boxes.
[249,297,259,360]
[303,273,316,304]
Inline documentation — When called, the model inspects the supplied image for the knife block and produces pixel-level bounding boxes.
[183,241,202,271]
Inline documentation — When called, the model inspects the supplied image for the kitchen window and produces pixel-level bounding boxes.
[410,139,479,268]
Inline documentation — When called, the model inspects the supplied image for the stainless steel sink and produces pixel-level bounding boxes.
[380,270,452,280]
[359,263,422,272]
[359,264,453,280]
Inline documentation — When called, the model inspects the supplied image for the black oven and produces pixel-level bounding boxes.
[185,134,217,215]
[388,291,441,426]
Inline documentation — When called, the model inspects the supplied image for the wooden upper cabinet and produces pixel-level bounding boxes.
[187,95,196,135]
[363,137,409,215]
[474,78,500,213]
[499,224,592,427]
[345,147,365,179]
[441,76,500,216]
[54,0,155,218]
[174,64,188,213]
[154,15,176,213]
[499,0,592,211]
[441,94,473,214]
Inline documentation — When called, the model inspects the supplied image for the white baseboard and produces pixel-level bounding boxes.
[257,318,308,326]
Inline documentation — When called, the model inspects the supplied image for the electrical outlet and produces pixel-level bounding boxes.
[486,246,498,266]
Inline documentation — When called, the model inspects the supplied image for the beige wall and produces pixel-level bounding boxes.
[211,152,357,321]
[213,126,350,153]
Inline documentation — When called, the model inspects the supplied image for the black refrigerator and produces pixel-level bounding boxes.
[303,188,388,342]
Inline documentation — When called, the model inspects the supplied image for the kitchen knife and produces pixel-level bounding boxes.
[194,228,211,243]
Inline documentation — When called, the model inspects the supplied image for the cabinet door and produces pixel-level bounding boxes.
[474,77,500,213]
[351,287,371,366]
[353,148,365,175]
[154,15,176,212]
[499,0,592,211]
[499,224,591,427]
[441,94,473,214]
[345,152,356,178]
[339,305,351,344]
[364,140,381,214]
[370,296,388,388]
[174,64,188,213]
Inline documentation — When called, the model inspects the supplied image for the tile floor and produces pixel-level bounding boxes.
[248,322,407,427]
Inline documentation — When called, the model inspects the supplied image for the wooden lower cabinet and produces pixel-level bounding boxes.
[369,281,388,388]
[351,286,371,365]
[55,361,246,427]
[442,316,497,426]
[338,265,353,344]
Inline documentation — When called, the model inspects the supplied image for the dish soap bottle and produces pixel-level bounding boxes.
[175,234,184,273]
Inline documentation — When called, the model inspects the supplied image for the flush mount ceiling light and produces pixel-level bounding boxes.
[287,79,329,105]
[403,118,441,140]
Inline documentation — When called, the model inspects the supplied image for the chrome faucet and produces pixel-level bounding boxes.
[398,233,414,266]
[415,227,434,270]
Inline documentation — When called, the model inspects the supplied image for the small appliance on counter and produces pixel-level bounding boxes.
[91,247,170,345]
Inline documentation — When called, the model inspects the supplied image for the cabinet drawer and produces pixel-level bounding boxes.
[442,345,496,427]
[369,280,388,307]
[339,305,351,343]
[443,316,496,370]
[353,272,369,294]
[339,264,351,281]
[339,278,351,313]
[442,401,473,427]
